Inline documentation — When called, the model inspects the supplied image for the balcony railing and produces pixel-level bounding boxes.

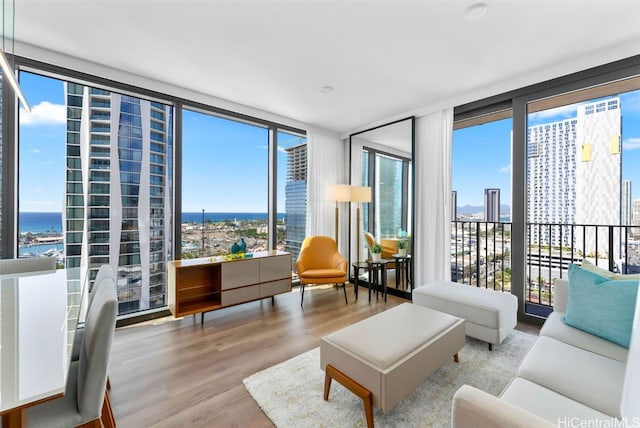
[451,221,640,318]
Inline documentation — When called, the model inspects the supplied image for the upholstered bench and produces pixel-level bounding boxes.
[320,303,465,426]
[413,280,517,350]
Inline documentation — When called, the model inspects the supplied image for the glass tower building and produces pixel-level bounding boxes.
[64,84,173,315]
[284,143,307,267]
[527,97,621,254]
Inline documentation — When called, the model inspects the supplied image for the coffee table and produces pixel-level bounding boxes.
[320,303,465,427]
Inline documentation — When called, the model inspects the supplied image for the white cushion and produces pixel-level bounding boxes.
[413,280,517,330]
[452,384,556,428]
[501,378,619,425]
[323,303,461,370]
[540,312,628,362]
[621,281,640,419]
[517,337,626,417]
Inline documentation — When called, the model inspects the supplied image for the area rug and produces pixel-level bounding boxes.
[243,330,537,427]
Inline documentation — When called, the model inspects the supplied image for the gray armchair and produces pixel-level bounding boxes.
[28,275,118,427]
[71,264,115,362]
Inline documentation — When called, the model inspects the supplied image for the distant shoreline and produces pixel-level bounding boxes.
[18,212,284,234]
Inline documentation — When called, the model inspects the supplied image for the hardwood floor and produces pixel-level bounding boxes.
[109,284,404,427]
[108,284,539,427]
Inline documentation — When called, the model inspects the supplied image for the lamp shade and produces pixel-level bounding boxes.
[351,186,372,203]
[328,184,351,202]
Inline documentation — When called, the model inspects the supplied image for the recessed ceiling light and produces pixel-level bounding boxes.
[320,86,334,94]
[465,3,488,21]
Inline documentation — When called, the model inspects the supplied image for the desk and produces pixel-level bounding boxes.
[0,268,85,427]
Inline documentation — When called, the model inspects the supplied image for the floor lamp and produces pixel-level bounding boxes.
[351,186,371,263]
[328,184,351,247]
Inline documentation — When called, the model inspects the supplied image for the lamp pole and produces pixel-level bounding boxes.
[201,209,205,257]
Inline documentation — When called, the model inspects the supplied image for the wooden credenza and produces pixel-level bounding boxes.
[168,250,292,318]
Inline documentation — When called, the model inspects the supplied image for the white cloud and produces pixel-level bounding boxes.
[528,104,577,122]
[20,101,66,126]
[620,91,640,114]
[31,148,41,154]
[499,164,511,173]
[623,137,640,150]
[258,144,287,153]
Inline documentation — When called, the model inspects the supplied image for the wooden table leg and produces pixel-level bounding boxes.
[2,410,27,428]
[324,364,374,428]
[101,389,116,428]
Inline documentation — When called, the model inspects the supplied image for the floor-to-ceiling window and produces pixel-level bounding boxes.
[181,109,269,258]
[277,130,307,269]
[18,71,174,316]
[2,59,307,322]
[453,59,640,323]
[452,114,513,291]
[523,80,640,316]
[362,149,411,239]
[180,109,307,273]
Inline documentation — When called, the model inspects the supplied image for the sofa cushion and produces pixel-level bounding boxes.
[621,279,640,420]
[501,378,617,425]
[581,259,640,280]
[517,336,626,417]
[564,264,638,348]
[540,312,628,362]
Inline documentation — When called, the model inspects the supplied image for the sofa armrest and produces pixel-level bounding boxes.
[452,385,555,428]
[554,279,568,312]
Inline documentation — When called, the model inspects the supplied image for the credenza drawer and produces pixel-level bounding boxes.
[260,255,292,282]
[221,259,260,290]
[222,285,260,306]
[260,278,291,298]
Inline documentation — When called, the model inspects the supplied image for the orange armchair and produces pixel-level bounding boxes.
[296,235,348,305]
[364,232,397,260]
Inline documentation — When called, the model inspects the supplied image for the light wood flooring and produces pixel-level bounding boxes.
[108,284,539,427]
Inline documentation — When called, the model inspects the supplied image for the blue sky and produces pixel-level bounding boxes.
[16,72,640,213]
[453,91,640,207]
[17,72,304,212]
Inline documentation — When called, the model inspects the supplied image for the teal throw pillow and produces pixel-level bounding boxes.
[563,264,638,348]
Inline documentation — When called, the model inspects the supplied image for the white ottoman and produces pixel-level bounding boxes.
[413,280,517,350]
[320,303,465,425]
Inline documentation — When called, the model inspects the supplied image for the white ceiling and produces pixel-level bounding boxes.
[10,0,640,135]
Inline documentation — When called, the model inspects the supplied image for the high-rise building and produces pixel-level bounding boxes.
[633,200,640,240]
[527,97,621,255]
[284,143,307,266]
[622,180,632,225]
[484,188,500,222]
[64,84,173,315]
[377,155,404,236]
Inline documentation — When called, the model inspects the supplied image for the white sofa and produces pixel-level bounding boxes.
[452,278,640,427]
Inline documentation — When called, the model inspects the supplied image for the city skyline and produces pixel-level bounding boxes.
[17,73,640,214]
[453,90,640,207]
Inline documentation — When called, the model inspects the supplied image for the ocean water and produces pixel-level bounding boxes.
[19,212,63,234]
[182,212,285,223]
[17,212,285,234]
